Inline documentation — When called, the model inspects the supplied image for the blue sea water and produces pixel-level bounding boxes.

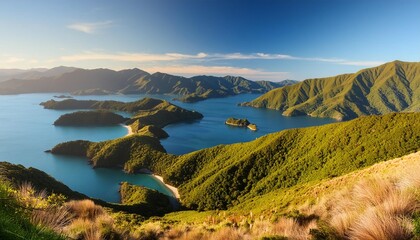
[0,93,335,202]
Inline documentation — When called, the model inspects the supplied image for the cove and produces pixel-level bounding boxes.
[0,93,335,202]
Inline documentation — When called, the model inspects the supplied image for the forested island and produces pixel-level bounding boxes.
[43,97,203,135]
[225,117,258,131]
[53,110,127,126]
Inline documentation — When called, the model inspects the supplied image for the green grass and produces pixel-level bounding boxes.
[243,60,420,120]
[0,183,64,240]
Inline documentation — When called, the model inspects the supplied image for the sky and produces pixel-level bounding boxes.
[0,0,419,81]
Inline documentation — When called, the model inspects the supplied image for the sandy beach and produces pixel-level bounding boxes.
[153,174,180,199]
[121,124,133,136]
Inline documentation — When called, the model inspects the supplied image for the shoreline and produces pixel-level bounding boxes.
[153,174,180,199]
[121,124,133,136]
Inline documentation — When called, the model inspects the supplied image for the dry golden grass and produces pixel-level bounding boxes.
[348,210,412,240]
[308,154,420,240]
[16,181,48,208]
[31,207,72,233]
[65,199,104,220]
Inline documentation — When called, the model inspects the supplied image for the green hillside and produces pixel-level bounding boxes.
[50,112,420,210]
[242,60,420,120]
[0,67,296,102]
[120,182,173,212]
[0,162,87,200]
[137,125,169,139]
[50,135,174,172]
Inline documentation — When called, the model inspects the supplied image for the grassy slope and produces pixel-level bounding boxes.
[163,150,420,227]
[243,61,420,120]
[137,125,169,139]
[0,183,65,240]
[51,112,420,211]
[0,162,87,200]
[120,182,173,213]
[169,112,420,210]
[232,150,420,216]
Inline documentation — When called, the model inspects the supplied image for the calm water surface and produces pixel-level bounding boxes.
[0,93,335,202]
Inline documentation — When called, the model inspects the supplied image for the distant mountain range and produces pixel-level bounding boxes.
[0,67,297,102]
[242,60,420,120]
[0,66,77,82]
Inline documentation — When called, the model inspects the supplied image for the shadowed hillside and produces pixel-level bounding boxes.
[0,67,296,102]
[242,61,420,120]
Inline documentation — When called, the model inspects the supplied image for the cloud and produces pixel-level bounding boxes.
[60,51,382,67]
[142,65,289,81]
[60,52,208,62]
[209,53,383,66]
[67,21,113,34]
[3,57,25,63]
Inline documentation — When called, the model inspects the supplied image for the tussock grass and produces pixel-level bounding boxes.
[307,154,420,240]
[31,207,72,233]
[65,199,104,220]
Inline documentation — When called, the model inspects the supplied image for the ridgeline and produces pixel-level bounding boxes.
[242,60,420,120]
[0,67,297,102]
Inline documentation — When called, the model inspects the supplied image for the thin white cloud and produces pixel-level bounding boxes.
[59,51,382,67]
[142,65,290,81]
[209,53,383,66]
[3,57,25,63]
[67,21,113,34]
[60,52,207,62]
[212,53,295,60]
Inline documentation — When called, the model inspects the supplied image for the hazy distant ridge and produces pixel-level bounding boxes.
[0,67,296,101]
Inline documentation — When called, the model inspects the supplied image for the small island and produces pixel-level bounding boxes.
[225,117,258,131]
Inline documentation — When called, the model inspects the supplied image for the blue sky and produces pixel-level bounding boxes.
[0,0,419,81]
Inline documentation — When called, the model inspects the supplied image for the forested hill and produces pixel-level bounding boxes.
[51,112,420,210]
[0,67,296,102]
[242,60,420,120]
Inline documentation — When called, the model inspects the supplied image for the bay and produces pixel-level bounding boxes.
[0,93,335,202]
